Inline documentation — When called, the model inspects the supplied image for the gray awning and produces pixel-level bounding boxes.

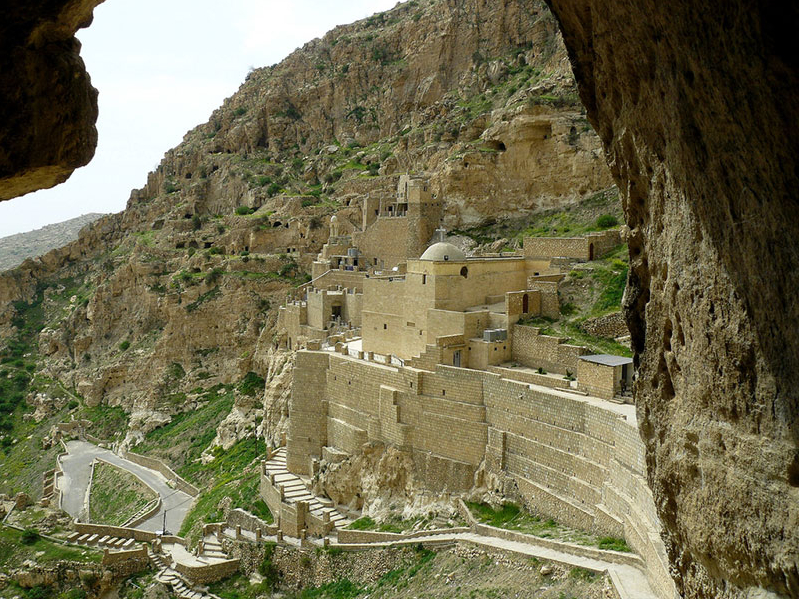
[579,354,633,367]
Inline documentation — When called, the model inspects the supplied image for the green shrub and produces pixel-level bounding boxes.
[21,528,40,545]
[235,206,254,216]
[205,267,224,285]
[233,107,247,116]
[238,372,265,397]
[119,340,130,351]
[267,183,281,197]
[67,400,79,410]
[596,214,618,228]
[598,536,631,552]
[192,215,203,230]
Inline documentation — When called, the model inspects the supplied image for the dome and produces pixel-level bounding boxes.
[330,215,338,222]
[419,242,466,262]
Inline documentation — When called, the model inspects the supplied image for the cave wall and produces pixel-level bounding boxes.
[0,0,104,201]
[545,1,799,597]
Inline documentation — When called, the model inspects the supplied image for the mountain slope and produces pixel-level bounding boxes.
[0,0,612,453]
[0,213,105,271]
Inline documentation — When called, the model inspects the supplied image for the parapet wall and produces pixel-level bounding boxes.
[119,450,199,497]
[286,350,675,599]
[511,325,588,374]
[523,230,620,261]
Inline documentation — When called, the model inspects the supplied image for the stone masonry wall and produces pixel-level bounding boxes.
[511,325,588,374]
[286,349,674,599]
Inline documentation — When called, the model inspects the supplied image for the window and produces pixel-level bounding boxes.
[460,266,468,278]
[383,324,387,330]
[422,274,427,284]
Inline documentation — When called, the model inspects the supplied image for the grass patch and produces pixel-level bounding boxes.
[0,406,70,497]
[134,384,234,473]
[77,404,129,441]
[178,437,270,545]
[0,525,101,571]
[466,501,630,550]
[89,461,157,526]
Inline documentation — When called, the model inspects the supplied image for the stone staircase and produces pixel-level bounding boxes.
[152,552,217,599]
[199,532,227,559]
[66,531,138,550]
[264,447,350,530]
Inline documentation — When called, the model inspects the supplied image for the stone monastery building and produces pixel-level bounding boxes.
[268,175,676,599]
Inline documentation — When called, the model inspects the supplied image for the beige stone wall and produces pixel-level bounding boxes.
[467,338,512,369]
[523,230,621,261]
[526,281,560,319]
[482,375,672,599]
[284,350,672,598]
[120,450,199,497]
[351,217,410,269]
[286,351,330,474]
[175,558,240,585]
[510,325,588,375]
[576,360,618,399]
[362,258,546,361]
[102,545,147,565]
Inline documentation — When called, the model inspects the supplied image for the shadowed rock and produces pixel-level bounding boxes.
[0,0,105,201]
[545,1,799,597]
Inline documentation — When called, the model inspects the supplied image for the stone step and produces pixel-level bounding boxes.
[67,532,81,543]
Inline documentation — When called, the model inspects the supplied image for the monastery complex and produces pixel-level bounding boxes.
[268,176,677,599]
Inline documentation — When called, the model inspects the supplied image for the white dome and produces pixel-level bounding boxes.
[330,215,338,222]
[419,242,466,262]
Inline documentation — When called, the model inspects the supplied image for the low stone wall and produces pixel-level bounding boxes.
[471,522,642,569]
[94,457,161,528]
[74,522,185,546]
[119,450,199,497]
[226,508,273,535]
[102,544,148,565]
[580,311,629,339]
[174,558,240,584]
[337,527,471,544]
[124,496,161,528]
[510,325,588,375]
[487,365,572,389]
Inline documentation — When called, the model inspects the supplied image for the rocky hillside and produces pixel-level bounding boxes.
[0,0,612,451]
[0,213,105,271]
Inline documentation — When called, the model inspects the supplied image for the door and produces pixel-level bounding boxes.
[453,350,461,368]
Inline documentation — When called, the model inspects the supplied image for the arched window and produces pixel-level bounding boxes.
[460,266,468,278]
[522,293,529,314]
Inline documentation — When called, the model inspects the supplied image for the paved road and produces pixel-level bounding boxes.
[58,440,194,533]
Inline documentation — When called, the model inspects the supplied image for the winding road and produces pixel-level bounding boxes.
[58,440,193,533]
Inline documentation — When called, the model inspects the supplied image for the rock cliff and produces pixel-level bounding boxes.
[0,0,104,200]
[546,1,799,597]
[0,0,612,446]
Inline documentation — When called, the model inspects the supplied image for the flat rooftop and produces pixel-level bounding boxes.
[579,354,633,367]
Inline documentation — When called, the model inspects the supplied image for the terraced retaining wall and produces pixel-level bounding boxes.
[286,350,676,599]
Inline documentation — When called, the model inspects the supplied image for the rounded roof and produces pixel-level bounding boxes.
[419,242,466,262]
[330,215,338,222]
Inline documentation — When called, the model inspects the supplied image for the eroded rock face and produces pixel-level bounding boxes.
[0,0,103,201]
[546,1,799,597]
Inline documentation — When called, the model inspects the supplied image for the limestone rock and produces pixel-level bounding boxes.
[14,492,33,510]
[547,1,799,597]
[0,0,104,201]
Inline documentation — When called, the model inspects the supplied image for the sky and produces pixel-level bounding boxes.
[0,0,398,238]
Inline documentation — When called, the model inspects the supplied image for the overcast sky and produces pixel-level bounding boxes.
[0,0,398,238]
